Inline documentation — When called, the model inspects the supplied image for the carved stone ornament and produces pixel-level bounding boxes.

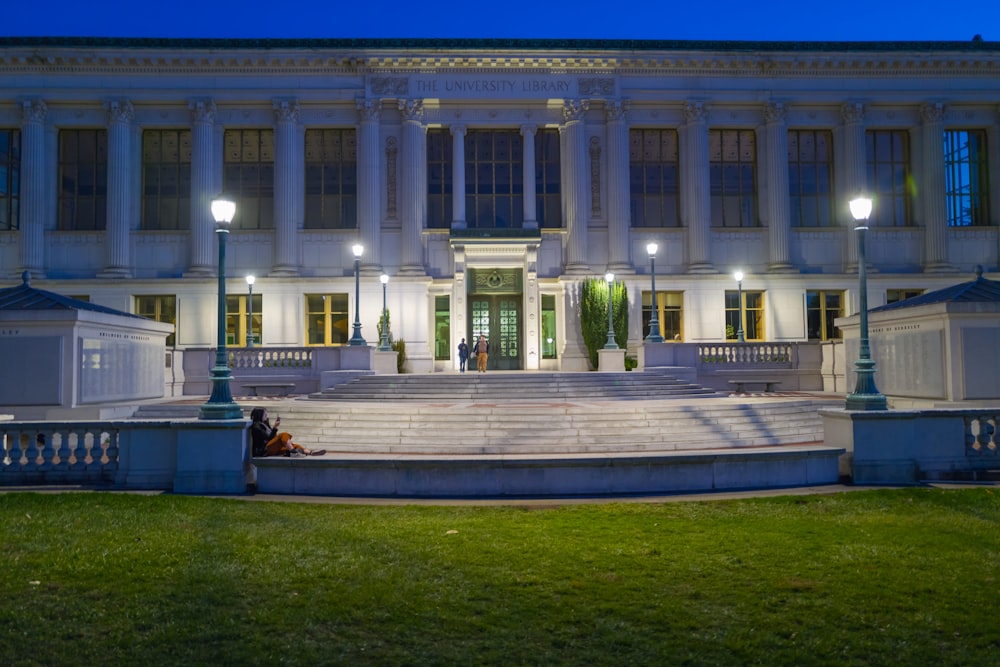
[920,102,946,124]
[398,99,424,122]
[371,76,409,96]
[105,99,135,125]
[605,100,628,123]
[20,98,47,124]
[563,99,589,123]
[763,102,786,124]
[357,98,381,122]
[273,99,300,124]
[578,78,615,97]
[684,101,707,124]
[840,102,866,124]
[189,99,216,124]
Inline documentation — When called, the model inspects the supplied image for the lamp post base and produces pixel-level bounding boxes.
[199,367,243,420]
[199,402,244,420]
[844,392,888,411]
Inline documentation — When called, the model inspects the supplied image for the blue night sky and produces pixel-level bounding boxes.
[4,0,999,42]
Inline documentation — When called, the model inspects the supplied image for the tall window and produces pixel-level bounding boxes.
[806,290,843,341]
[788,130,834,227]
[886,288,924,305]
[0,129,19,231]
[305,129,357,230]
[535,130,561,229]
[427,129,453,229]
[304,293,349,346]
[434,295,450,360]
[135,295,177,347]
[643,291,683,341]
[630,129,680,228]
[725,290,765,341]
[710,129,757,227]
[541,294,557,359]
[223,129,274,230]
[944,130,989,227]
[865,130,912,227]
[224,294,261,347]
[58,129,107,231]
[141,130,191,231]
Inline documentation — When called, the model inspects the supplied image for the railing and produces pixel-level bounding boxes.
[1,422,119,484]
[965,413,999,457]
[229,348,314,370]
[697,343,794,366]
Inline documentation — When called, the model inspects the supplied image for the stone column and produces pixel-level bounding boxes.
[840,102,867,269]
[764,102,796,273]
[605,101,632,273]
[185,99,216,277]
[450,124,467,230]
[683,102,716,273]
[271,99,300,276]
[398,99,426,275]
[98,99,134,279]
[357,99,382,274]
[561,99,590,275]
[921,102,955,273]
[18,99,47,279]
[521,124,538,229]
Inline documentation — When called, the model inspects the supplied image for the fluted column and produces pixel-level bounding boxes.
[98,99,134,279]
[521,124,538,229]
[357,99,382,274]
[185,99,216,277]
[450,124,467,230]
[683,102,716,273]
[921,102,954,272]
[398,99,426,275]
[606,101,632,273]
[271,99,300,276]
[18,99,47,279]
[561,100,590,275]
[764,102,796,273]
[841,102,867,269]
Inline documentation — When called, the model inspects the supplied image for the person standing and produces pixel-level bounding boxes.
[457,337,469,372]
[474,334,489,373]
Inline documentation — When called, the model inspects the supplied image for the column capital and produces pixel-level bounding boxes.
[105,99,134,126]
[20,98,47,124]
[398,98,424,122]
[273,98,300,124]
[188,99,216,125]
[840,102,866,125]
[450,124,467,137]
[684,101,708,124]
[520,123,537,137]
[920,101,946,124]
[763,101,786,125]
[357,98,381,122]
[605,100,628,123]
[562,99,589,123]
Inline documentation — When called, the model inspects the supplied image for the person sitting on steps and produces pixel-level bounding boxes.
[249,408,326,457]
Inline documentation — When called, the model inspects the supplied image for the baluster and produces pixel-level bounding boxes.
[71,428,88,469]
[990,415,999,454]
[37,430,56,471]
[965,416,978,453]
[6,429,24,470]
[977,416,994,454]
[103,429,119,468]
[52,430,70,470]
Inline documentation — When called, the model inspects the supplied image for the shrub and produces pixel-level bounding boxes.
[580,278,629,370]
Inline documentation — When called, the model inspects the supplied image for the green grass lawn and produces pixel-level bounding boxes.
[2,488,999,666]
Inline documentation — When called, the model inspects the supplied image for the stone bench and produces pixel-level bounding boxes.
[242,383,296,397]
[728,379,782,394]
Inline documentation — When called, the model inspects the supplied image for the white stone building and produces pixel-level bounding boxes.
[0,37,998,373]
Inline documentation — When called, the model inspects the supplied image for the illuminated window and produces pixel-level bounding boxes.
[710,129,757,227]
[223,129,274,230]
[304,294,349,346]
[135,295,177,347]
[435,295,450,360]
[944,130,989,227]
[725,290,765,341]
[642,291,683,341]
[788,130,834,227]
[141,130,191,231]
[541,294,557,359]
[0,129,19,231]
[223,294,262,347]
[305,129,357,229]
[886,288,924,305]
[629,129,680,228]
[58,129,107,231]
[806,290,844,341]
[865,130,912,227]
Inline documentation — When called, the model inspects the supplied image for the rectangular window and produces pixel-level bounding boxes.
[944,130,990,227]
[886,288,924,305]
[788,130,834,227]
[806,290,844,341]
[304,129,357,230]
[535,129,562,229]
[865,130,912,227]
[223,129,274,230]
[710,129,757,227]
[141,130,191,231]
[642,291,683,341]
[629,129,680,228]
[435,295,450,360]
[466,130,523,229]
[0,129,20,231]
[135,295,177,347]
[725,290,765,341]
[541,294,557,359]
[58,129,108,231]
[304,293,349,346]
[427,129,453,229]
[224,293,262,347]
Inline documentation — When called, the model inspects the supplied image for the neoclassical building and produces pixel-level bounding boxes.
[0,37,998,372]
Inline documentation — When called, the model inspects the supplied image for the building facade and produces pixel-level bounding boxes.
[1,37,998,372]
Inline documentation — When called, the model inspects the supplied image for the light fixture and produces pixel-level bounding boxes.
[604,271,618,349]
[378,273,391,352]
[845,195,887,410]
[645,242,663,343]
[733,270,745,343]
[349,243,367,346]
[245,274,255,348]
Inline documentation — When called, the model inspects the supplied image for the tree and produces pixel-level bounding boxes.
[579,278,629,370]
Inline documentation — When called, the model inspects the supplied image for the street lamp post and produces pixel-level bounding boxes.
[199,195,243,420]
[604,271,618,349]
[733,270,745,343]
[348,243,367,346]
[245,274,255,348]
[645,242,664,343]
[846,196,888,411]
[378,273,391,351]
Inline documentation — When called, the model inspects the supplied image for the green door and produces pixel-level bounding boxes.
[469,295,522,370]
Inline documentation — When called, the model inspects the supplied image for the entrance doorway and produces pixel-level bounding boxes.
[469,294,522,371]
